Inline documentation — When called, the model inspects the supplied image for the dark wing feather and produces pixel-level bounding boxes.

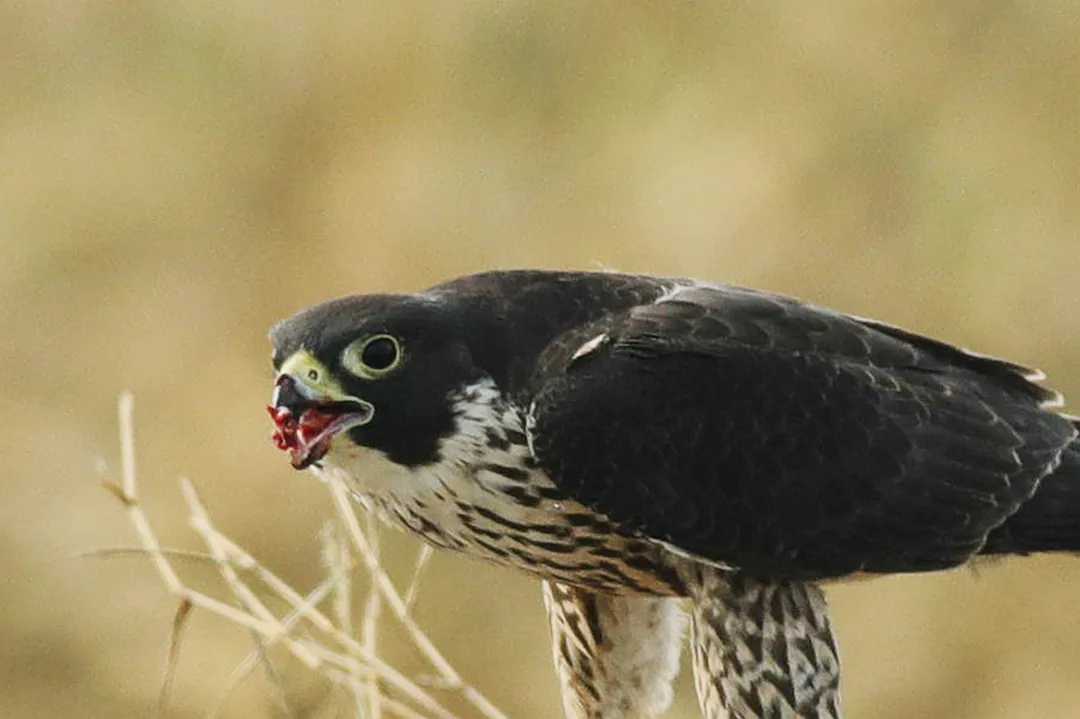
[528,285,1076,580]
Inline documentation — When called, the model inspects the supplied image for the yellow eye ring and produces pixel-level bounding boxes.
[342,334,403,380]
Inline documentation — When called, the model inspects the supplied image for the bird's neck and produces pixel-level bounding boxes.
[317,377,686,594]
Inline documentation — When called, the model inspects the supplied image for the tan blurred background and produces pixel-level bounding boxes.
[3,1,1079,717]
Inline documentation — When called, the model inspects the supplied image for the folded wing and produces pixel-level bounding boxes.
[527,285,1076,580]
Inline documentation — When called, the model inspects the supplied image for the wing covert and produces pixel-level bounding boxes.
[527,286,1075,580]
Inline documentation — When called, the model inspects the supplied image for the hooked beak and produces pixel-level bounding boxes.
[268,351,374,470]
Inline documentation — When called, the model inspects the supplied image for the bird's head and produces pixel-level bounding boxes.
[267,294,486,471]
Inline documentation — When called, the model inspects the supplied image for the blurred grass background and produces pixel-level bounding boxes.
[2,1,1079,717]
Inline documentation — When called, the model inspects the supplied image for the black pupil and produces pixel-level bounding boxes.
[362,337,397,370]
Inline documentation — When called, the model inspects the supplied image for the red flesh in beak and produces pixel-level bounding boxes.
[268,403,370,469]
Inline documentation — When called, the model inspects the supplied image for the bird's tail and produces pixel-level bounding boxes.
[982,428,1080,556]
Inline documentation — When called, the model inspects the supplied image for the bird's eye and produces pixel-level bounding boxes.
[343,334,402,379]
[362,336,398,370]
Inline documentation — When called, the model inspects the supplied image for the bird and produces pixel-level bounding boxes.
[266,269,1079,719]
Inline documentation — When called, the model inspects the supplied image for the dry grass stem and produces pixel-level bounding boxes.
[160,598,194,716]
[209,573,346,719]
[359,513,384,719]
[404,545,435,615]
[105,393,507,719]
[325,481,508,719]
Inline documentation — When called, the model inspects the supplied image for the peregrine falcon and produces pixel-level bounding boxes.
[267,270,1079,719]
